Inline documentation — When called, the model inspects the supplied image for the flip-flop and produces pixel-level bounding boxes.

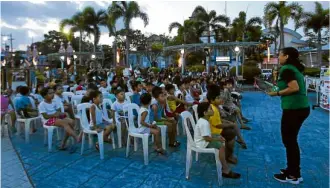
[240,126,251,130]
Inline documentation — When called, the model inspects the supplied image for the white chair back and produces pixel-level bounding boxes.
[77,103,92,130]
[125,92,133,103]
[63,85,69,92]
[71,95,84,106]
[70,86,76,93]
[76,90,87,95]
[180,111,196,147]
[28,96,37,109]
[62,92,75,103]
[124,103,139,132]
[102,99,113,120]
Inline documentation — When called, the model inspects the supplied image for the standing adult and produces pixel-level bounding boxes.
[268,47,310,185]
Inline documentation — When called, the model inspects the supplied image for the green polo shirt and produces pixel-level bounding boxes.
[277,64,309,110]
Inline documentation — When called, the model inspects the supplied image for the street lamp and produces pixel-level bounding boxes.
[39,52,41,55]
[180,48,184,75]
[266,40,270,70]
[91,54,96,59]
[204,47,210,73]
[12,54,15,57]
[234,46,240,77]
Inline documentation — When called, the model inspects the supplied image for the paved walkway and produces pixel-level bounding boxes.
[5,92,330,187]
[1,136,33,188]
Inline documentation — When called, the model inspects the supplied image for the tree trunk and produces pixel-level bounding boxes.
[94,31,97,53]
[126,36,129,67]
[279,19,285,49]
[208,29,211,43]
[79,30,82,65]
[113,39,117,68]
[317,30,322,66]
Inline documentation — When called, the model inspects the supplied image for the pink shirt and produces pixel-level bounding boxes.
[0,95,9,115]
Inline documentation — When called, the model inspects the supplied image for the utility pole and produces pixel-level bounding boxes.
[1,34,14,52]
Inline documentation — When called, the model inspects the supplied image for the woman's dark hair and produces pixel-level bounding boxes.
[89,90,102,102]
[19,86,30,96]
[165,84,175,92]
[40,87,51,97]
[35,84,44,94]
[151,86,163,99]
[197,102,211,118]
[206,84,220,102]
[140,93,152,105]
[280,47,305,72]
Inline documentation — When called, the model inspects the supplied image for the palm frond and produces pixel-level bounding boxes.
[264,2,279,15]
[168,22,182,33]
[192,5,207,17]
[213,14,230,26]
[247,17,262,27]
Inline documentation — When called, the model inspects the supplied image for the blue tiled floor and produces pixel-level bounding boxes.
[10,92,329,188]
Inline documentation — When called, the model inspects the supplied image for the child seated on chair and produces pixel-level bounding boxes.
[131,81,142,106]
[14,86,38,133]
[53,84,75,119]
[89,90,115,151]
[139,93,165,154]
[111,88,129,145]
[39,87,81,151]
[194,102,240,179]
[150,86,179,148]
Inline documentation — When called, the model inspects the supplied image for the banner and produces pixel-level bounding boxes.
[320,76,330,111]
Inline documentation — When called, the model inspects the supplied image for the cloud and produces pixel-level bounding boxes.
[15,17,60,34]
[26,1,46,5]
[17,44,29,51]
[0,19,19,29]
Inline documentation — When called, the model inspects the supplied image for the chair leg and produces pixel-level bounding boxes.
[44,129,47,145]
[185,148,192,179]
[16,121,21,136]
[134,137,138,151]
[111,132,116,149]
[88,134,93,149]
[97,132,104,160]
[159,126,167,150]
[142,136,149,165]
[126,135,131,157]
[24,121,30,143]
[214,150,223,186]
[116,122,122,148]
[195,152,199,162]
[80,133,85,155]
[47,128,53,152]
[56,128,61,141]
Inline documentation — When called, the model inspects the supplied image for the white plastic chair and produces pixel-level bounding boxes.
[63,85,69,92]
[75,90,87,95]
[62,92,75,103]
[70,86,77,93]
[13,98,41,143]
[77,103,115,159]
[180,111,223,186]
[192,104,198,123]
[102,99,122,148]
[125,92,133,103]
[71,95,84,119]
[124,103,150,165]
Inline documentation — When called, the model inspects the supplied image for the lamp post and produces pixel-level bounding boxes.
[266,40,270,70]
[180,48,184,75]
[234,46,240,77]
[59,42,66,70]
[73,55,77,76]
[204,47,210,74]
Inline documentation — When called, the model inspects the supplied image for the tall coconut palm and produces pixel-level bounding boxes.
[82,6,106,52]
[263,15,280,57]
[231,11,262,42]
[264,1,303,49]
[299,2,329,65]
[191,5,230,43]
[168,19,199,44]
[60,11,93,64]
[109,1,149,66]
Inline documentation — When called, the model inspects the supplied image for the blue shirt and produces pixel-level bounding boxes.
[131,93,141,106]
[15,96,31,111]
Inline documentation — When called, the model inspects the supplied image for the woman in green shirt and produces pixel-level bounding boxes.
[268,47,310,185]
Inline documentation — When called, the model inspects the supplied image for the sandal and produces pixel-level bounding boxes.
[155,148,167,155]
[240,126,251,130]
[236,140,247,149]
[95,143,100,151]
[222,171,241,179]
[169,141,181,147]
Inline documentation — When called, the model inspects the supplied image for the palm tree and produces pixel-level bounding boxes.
[82,6,106,52]
[168,19,199,44]
[264,1,303,49]
[231,11,262,42]
[299,2,329,65]
[109,1,149,66]
[60,11,93,64]
[192,5,230,43]
[263,15,280,57]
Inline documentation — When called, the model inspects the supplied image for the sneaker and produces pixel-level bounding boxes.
[280,169,303,182]
[273,173,300,185]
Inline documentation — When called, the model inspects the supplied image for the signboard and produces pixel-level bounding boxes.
[320,76,330,110]
[263,57,278,64]
[216,56,230,62]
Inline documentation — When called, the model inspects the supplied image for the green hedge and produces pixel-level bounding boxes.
[187,65,205,72]
[303,67,320,77]
[230,65,261,84]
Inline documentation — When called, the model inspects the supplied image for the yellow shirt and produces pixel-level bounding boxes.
[209,104,222,134]
[167,99,177,112]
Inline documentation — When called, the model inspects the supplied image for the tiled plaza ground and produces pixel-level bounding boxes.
[4,92,330,188]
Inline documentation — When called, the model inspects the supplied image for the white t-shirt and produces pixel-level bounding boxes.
[111,100,129,117]
[38,101,61,115]
[138,107,150,132]
[194,118,211,148]
[53,95,65,107]
[185,90,194,103]
[99,86,110,93]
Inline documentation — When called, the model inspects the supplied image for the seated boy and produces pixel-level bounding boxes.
[194,102,240,179]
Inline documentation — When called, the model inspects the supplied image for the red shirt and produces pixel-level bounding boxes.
[76,85,83,91]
